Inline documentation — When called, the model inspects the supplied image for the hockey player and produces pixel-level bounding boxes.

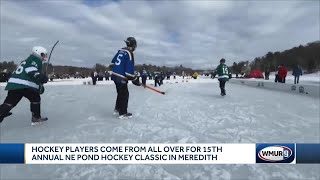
[141,68,148,86]
[160,72,164,85]
[110,37,141,119]
[0,46,49,125]
[213,58,231,96]
[154,73,161,87]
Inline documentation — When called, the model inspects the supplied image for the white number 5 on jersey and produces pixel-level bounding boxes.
[115,54,123,65]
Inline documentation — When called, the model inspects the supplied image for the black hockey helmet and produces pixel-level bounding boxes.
[125,37,137,49]
[220,58,226,63]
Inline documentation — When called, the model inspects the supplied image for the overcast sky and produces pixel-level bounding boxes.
[1,0,319,69]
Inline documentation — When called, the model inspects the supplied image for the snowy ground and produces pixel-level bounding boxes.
[277,71,320,84]
[0,77,319,180]
[238,71,320,85]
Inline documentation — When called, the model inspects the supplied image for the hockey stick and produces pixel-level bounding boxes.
[39,40,59,94]
[143,85,165,95]
[45,40,59,75]
[111,72,165,95]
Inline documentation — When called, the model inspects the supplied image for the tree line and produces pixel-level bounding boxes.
[1,41,319,76]
[0,61,17,72]
[230,41,320,74]
[0,61,194,77]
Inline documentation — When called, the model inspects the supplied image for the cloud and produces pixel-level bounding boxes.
[17,37,39,43]
[0,0,319,69]
[71,59,84,63]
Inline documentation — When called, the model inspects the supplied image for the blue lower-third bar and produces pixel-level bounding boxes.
[296,143,320,164]
[0,143,25,164]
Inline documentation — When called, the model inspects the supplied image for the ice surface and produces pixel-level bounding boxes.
[0,77,319,180]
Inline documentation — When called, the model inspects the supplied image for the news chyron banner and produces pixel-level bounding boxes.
[0,143,319,164]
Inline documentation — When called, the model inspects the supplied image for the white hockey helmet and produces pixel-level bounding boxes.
[32,46,48,61]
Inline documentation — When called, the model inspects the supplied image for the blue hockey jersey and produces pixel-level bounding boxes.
[141,70,148,77]
[111,48,135,83]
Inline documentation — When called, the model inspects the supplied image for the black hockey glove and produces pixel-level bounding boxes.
[229,74,232,79]
[135,71,141,78]
[39,85,45,94]
[212,72,216,79]
[35,73,48,84]
[132,77,141,86]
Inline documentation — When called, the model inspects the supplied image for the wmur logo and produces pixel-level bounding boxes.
[256,144,295,163]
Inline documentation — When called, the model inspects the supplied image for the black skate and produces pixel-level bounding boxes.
[31,116,48,126]
[221,89,226,96]
[119,113,133,119]
[0,112,12,123]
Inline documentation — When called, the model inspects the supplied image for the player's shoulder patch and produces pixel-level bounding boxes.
[31,61,38,68]
[120,49,132,61]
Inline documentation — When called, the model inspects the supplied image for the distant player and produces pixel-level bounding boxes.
[0,46,49,125]
[154,73,161,87]
[160,72,164,85]
[141,69,148,86]
[213,58,231,96]
[110,37,141,119]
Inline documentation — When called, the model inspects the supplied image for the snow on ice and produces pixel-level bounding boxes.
[0,76,319,180]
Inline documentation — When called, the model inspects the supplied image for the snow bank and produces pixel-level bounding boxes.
[230,78,320,98]
[266,71,319,84]
[0,76,215,87]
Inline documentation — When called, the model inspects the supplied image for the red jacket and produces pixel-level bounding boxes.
[278,66,288,79]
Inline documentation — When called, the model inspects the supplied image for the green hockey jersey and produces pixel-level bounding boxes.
[215,64,231,80]
[5,54,43,91]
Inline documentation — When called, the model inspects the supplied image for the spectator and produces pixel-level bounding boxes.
[166,72,170,80]
[90,71,94,83]
[154,73,161,87]
[241,63,251,77]
[98,72,104,81]
[264,68,270,80]
[0,69,10,82]
[277,64,288,83]
[160,72,165,85]
[105,71,110,81]
[193,72,199,79]
[141,69,148,86]
[275,73,279,83]
[292,65,303,84]
[91,71,97,85]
